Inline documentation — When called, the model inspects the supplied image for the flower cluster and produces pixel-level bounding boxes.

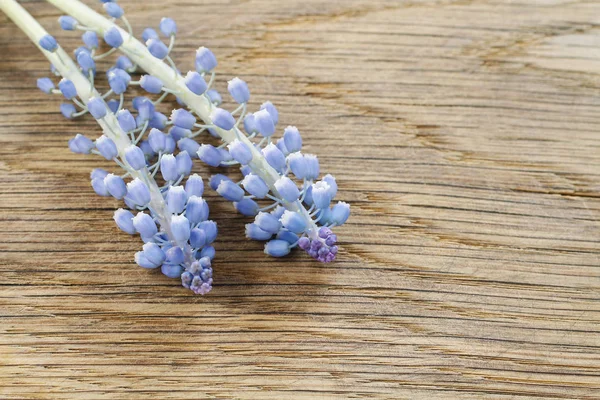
[46,0,351,262]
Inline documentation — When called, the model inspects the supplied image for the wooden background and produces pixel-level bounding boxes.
[1,0,599,398]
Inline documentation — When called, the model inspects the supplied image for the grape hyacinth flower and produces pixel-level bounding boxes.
[1,0,216,294]
[34,0,351,262]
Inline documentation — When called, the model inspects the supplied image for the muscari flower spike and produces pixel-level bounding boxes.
[39,0,351,262]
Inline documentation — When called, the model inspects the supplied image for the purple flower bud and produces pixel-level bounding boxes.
[262,143,286,173]
[305,154,320,181]
[165,246,184,265]
[142,28,158,42]
[59,16,78,30]
[116,109,136,132]
[254,212,281,234]
[283,126,302,153]
[104,173,127,199]
[103,2,124,18]
[184,71,207,95]
[95,135,118,160]
[189,228,207,249]
[206,89,222,105]
[264,240,290,257]
[195,47,217,73]
[217,179,244,202]
[280,210,307,234]
[161,263,184,278]
[260,101,279,125]
[36,77,55,94]
[311,181,332,209]
[113,208,135,234]
[82,31,98,49]
[197,144,222,167]
[104,27,123,48]
[227,77,250,104]
[318,227,332,239]
[166,186,188,214]
[209,174,231,191]
[58,79,77,99]
[159,17,177,36]
[133,212,157,238]
[186,196,209,224]
[160,154,179,182]
[68,133,94,154]
[227,139,253,165]
[140,74,163,94]
[197,221,217,244]
[91,177,110,196]
[124,145,146,170]
[254,109,275,137]
[39,35,58,52]
[234,198,259,216]
[87,97,107,119]
[298,237,310,250]
[116,55,133,70]
[210,107,235,131]
[245,223,272,241]
[146,38,169,59]
[176,151,193,176]
[77,50,96,74]
[107,68,131,94]
[170,108,196,129]
[331,201,350,225]
[177,138,200,157]
[185,174,204,197]
[242,173,269,199]
[170,215,191,242]
[126,178,151,206]
[274,176,300,202]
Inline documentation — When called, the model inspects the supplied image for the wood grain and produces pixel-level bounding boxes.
[1,0,599,398]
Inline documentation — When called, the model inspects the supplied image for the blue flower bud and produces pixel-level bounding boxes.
[104,27,123,48]
[161,263,184,278]
[195,47,217,73]
[176,151,193,176]
[311,181,332,209]
[95,135,118,160]
[331,201,350,225]
[142,28,159,42]
[185,174,204,197]
[206,89,222,105]
[135,251,159,269]
[200,246,215,260]
[260,101,279,125]
[322,174,337,198]
[123,145,146,170]
[165,246,184,265]
[146,38,169,59]
[209,174,231,191]
[283,126,302,153]
[254,212,281,234]
[184,71,207,95]
[218,148,232,163]
[170,126,191,141]
[91,168,109,181]
[37,77,55,94]
[276,138,289,155]
[140,74,163,94]
[91,177,110,196]
[243,113,257,134]
[133,212,157,239]
[116,55,133,70]
[74,46,91,58]
[146,128,166,152]
[262,143,286,173]
[170,108,195,129]
[113,208,136,234]
[170,215,191,242]
[164,134,176,154]
[58,79,77,99]
[286,153,306,180]
[234,198,259,216]
[197,144,222,167]
[77,51,95,74]
[242,173,269,199]
[160,154,178,182]
[104,173,127,199]
[60,103,77,119]
[82,31,98,49]
[197,220,217,244]
[264,240,290,257]
[59,16,78,31]
[177,138,200,157]
[210,107,235,131]
[227,139,253,165]
[276,230,299,244]
[271,205,286,219]
[159,17,177,36]
[126,178,151,206]
[217,179,245,202]
[186,196,209,224]
[274,176,300,202]
[87,97,107,119]
[68,133,94,154]
[133,96,155,119]
[103,2,124,18]
[254,109,275,137]
[138,140,154,159]
[142,242,165,266]
[189,228,207,249]
[166,186,188,214]
[116,109,136,132]
[149,112,168,129]
[227,77,250,104]
[280,210,307,234]
[107,68,130,94]
[240,165,252,176]
[245,223,272,240]
[39,35,58,52]
[107,99,119,114]
[305,154,320,181]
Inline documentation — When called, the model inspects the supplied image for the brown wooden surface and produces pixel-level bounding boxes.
[1,0,600,398]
